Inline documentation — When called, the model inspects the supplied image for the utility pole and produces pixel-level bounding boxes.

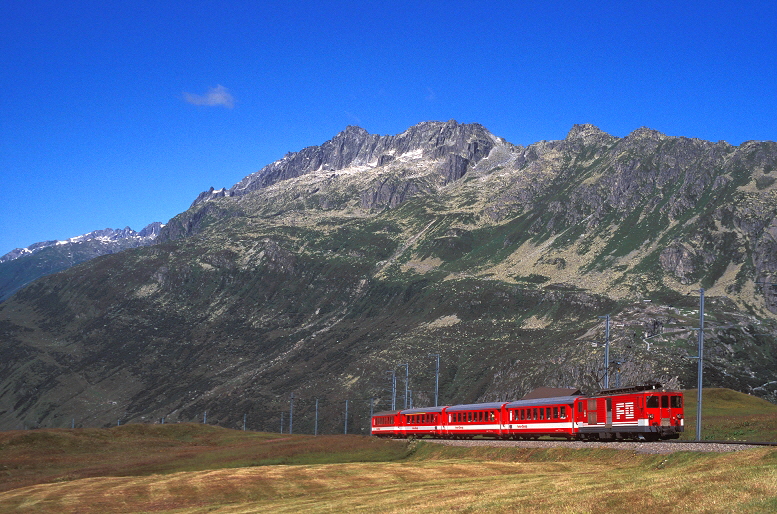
[344,399,349,434]
[280,411,284,434]
[399,363,409,409]
[688,288,705,441]
[386,370,397,410]
[430,353,440,406]
[598,314,611,389]
[314,399,319,436]
[289,392,294,435]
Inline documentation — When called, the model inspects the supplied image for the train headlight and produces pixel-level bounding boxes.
[676,414,683,420]
[648,414,654,420]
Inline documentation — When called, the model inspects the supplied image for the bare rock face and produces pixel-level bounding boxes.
[360,178,422,209]
[659,243,703,284]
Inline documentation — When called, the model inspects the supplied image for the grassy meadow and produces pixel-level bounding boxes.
[680,388,777,441]
[0,388,775,512]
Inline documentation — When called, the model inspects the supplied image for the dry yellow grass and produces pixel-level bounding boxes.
[2,446,775,513]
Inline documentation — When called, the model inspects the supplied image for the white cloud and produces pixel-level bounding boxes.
[183,85,235,108]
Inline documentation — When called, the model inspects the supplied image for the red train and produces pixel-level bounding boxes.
[372,383,684,441]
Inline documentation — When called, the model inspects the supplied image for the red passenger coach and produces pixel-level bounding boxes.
[400,406,446,438]
[503,396,578,439]
[371,410,401,438]
[575,384,684,441]
[443,402,506,439]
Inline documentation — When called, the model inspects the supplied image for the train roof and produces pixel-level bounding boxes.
[505,395,581,408]
[595,382,678,396]
[521,387,582,400]
[400,406,447,414]
[372,410,400,417]
[445,401,508,412]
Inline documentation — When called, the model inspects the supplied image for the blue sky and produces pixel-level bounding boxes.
[1,0,776,255]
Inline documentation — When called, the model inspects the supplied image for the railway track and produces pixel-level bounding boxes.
[415,438,776,454]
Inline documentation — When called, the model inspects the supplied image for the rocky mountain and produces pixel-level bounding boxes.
[0,223,163,301]
[1,121,776,434]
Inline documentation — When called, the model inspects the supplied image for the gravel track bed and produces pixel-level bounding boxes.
[421,439,757,454]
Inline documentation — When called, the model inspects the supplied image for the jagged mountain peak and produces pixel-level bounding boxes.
[337,125,370,137]
[192,120,499,208]
[1,223,163,264]
[624,126,668,142]
[565,124,616,145]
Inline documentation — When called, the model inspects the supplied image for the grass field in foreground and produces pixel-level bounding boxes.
[1,443,775,513]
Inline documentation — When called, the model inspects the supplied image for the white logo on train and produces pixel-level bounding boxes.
[615,402,634,420]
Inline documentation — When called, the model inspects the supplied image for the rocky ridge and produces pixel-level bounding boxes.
[0,222,163,301]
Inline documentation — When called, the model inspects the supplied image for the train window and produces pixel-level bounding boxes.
[553,407,559,419]
[490,411,496,421]
[533,408,538,420]
[546,408,551,419]
[560,406,566,419]
[539,409,544,420]
[671,396,683,408]
[646,396,659,408]
[577,402,583,413]
[661,396,669,408]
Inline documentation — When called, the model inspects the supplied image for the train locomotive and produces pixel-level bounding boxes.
[372,383,684,441]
